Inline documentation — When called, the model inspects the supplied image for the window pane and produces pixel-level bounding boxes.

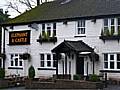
[41,61,44,67]
[53,30,56,36]
[47,54,51,60]
[11,54,13,59]
[15,58,18,66]
[110,55,114,60]
[19,61,22,66]
[40,54,44,60]
[15,54,18,56]
[104,54,108,61]
[11,61,13,66]
[47,61,51,67]
[111,18,114,25]
[104,62,108,68]
[81,28,85,34]
[117,62,120,69]
[53,54,57,60]
[118,18,120,25]
[110,62,114,69]
[42,24,45,30]
[19,54,23,59]
[53,23,56,29]
[117,54,120,61]
[104,19,108,26]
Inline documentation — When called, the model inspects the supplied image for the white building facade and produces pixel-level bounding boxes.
[2,0,120,79]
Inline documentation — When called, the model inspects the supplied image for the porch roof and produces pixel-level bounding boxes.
[51,40,94,53]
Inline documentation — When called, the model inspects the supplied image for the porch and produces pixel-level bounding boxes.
[51,40,99,79]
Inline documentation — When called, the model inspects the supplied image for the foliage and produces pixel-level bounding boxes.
[104,28,110,36]
[0,68,5,79]
[110,28,115,36]
[89,74,100,82]
[22,53,31,60]
[73,74,81,80]
[118,29,120,36]
[28,65,35,79]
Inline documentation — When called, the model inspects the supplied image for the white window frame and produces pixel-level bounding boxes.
[42,23,56,37]
[40,53,56,68]
[10,53,23,68]
[76,20,86,36]
[104,53,120,70]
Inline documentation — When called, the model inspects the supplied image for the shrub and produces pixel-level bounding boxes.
[118,29,120,36]
[28,65,35,79]
[89,74,100,82]
[110,28,115,36]
[73,74,81,80]
[0,68,5,79]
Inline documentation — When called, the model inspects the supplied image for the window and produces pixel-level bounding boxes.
[42,23,56,37]
[103,18,120,35]
[40,53,57,68]
[10,54,23,67]
[104,53,120,70]
[76,20,86,35]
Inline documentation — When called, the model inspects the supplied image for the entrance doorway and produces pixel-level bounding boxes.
[76,57,84,75]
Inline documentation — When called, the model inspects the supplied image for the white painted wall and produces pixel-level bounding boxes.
[3,18,120,79]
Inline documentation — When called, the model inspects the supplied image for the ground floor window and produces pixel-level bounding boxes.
[40,53,57,68]
[104,53,120,69]
[10,54,23,67]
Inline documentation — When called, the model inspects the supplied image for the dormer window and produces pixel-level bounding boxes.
[76,20,86,36]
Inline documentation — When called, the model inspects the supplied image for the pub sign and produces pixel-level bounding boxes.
[9,30,31,45]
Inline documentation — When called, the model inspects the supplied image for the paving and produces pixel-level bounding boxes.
[2,85,120,90]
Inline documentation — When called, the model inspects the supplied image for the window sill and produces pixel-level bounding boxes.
[38,67,56,70]
[100,69,120,73]
[8,67,23,70]
[74,35,86,37]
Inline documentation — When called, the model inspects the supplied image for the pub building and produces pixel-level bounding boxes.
[1,0,120,79]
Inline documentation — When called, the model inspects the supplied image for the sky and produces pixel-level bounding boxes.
[0,0,54,18]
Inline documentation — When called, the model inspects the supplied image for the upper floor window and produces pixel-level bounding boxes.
[76,20,86,36]
[42,23,56,37]
[104,53,120,70]
[40,53,57,68]
[10,54,23,67]
[103,18,120,36]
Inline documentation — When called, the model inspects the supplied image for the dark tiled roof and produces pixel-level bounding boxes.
[52,40,94,53]
[3,0,120,25]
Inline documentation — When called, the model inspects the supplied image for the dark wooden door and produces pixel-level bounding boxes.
[76,57,84,75]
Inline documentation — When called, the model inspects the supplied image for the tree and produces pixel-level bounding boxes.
[5,0,53,15]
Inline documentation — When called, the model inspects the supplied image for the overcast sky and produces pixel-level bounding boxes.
[0,0,54,18]
[0,0,38,18]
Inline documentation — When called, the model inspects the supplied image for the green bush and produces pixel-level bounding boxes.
[28,65,35,79]
[73,74,81,80]
[89,74,100,82]
[110,28,115,36]
[118,29,120,36]
[0,68,5,79]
